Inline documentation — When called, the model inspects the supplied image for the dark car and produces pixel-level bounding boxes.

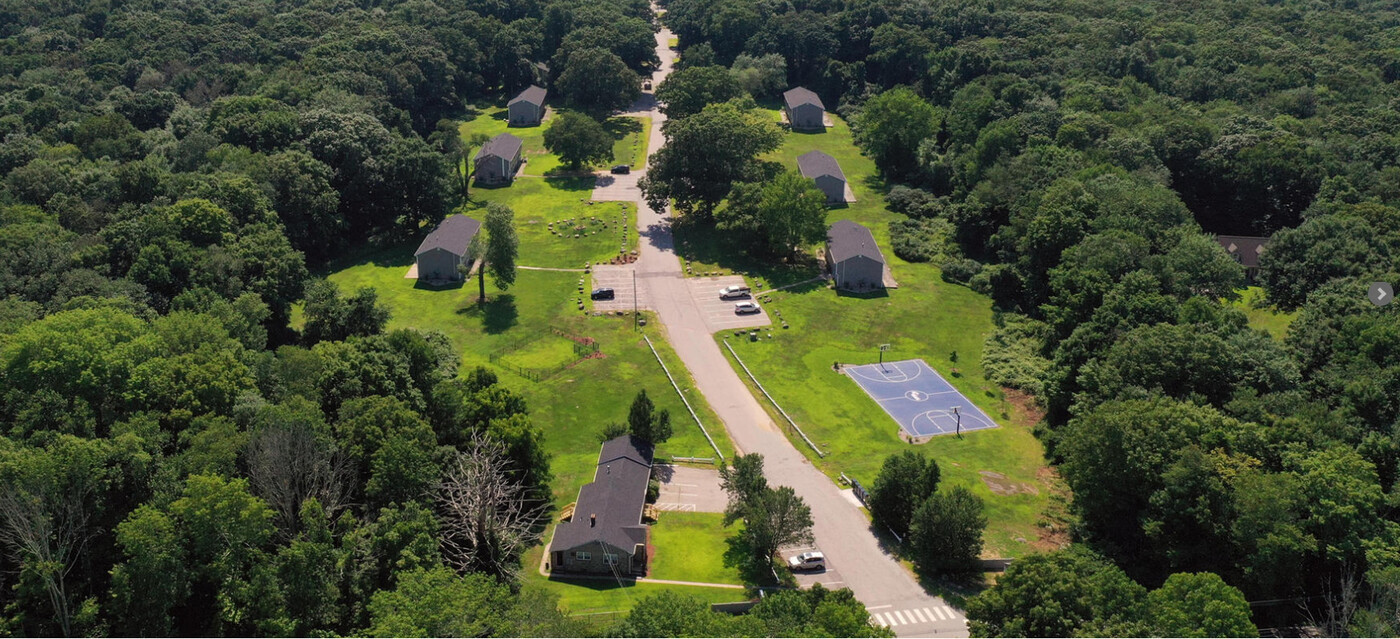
[610,165,631,175]
[590,288,615,300]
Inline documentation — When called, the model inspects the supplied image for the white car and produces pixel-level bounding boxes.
[787,551,825,571]
[734,301,761,314]
[719,285,751,299]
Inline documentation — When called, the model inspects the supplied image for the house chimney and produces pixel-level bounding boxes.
[590,514,596,527]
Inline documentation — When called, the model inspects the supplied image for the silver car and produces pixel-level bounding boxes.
[734,301,761,314]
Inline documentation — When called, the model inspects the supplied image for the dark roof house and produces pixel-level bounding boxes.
[476,133,523,163]
[473,133,524,185]
[549,436,654,575]
[1216,235,1269,269]
[783,87,823,110]
[783,87,827,131]
[797,150,848,204]
[826,220,887,291]
[414,215,481,282]
[508,86,548,126]
[509,85,547,108]
[1216,235,1269,283]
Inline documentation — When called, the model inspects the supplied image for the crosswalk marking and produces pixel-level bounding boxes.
[871,605,963,628]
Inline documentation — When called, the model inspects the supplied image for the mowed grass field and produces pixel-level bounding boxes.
[458,105,650,177]
[1229,286,1297,340]
[648,512,743,585]
[678,112,1058,558]
[468,178,638,269]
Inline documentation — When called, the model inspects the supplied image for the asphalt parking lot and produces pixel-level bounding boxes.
[654,464,727,513]
[780,543,846,590]
[687,276,772,332]
[589,265,645,312]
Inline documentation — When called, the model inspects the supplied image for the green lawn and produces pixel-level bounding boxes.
[467,179,637,269]
[460,106,649,177]
[609,115,652,168]
[324,254,734,505]
[523,542,746,620]
[648,512,742,585]
[675,112,1057,558]
[1229,286,1297,341]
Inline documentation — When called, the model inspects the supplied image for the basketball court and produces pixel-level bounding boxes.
[843,358,998,438]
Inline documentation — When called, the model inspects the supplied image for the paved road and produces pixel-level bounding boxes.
[618,17,969,637]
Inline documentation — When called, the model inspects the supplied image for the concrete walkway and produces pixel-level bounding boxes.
[614,14,969,638]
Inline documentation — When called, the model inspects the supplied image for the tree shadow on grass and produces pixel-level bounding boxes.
[671,217,821,288]
[544,175,599,192]
[722,532,786,589]
[604,116,644,139]
[458,294,519,334]
[414,278,464,291]
[834,287,890,299]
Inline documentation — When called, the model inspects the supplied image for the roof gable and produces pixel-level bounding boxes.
[797,150,844,180]
[783,87,824,111]
[509,85,547,107]
[827,220,885,264]
[415,215,481,257]
[475,133,523,161]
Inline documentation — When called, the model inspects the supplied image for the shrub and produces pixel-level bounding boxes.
[890,218,955,263]
[981,316,1051,396]
[940,258,983,284]
[886,185,946,218]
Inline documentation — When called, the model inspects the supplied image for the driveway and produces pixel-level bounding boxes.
[688,276,772,333]
[592,172,641,202]
[654,464,726,513]
[589,265,646,312]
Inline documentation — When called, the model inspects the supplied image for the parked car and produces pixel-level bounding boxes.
[591,288,615,300]
[718,284,751,299]
[610,164,631,174]
[787,551,825,571]
[734,301,761,314]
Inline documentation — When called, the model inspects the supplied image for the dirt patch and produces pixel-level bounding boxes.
[1002,387,1045,427]
[979,470,1040,496]
[1032,466,1073,552]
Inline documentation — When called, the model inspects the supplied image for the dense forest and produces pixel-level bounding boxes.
[661,0,1400,634]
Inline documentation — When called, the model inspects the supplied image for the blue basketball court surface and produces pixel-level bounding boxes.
[844,359,999,438]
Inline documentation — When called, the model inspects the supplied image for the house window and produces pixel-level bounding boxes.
[574,551,591,561]
[604,553,619,565]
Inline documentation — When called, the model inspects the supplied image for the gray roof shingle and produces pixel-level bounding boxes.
[827,220,885,265]
[797,150,845,181]
[475,133,523,161]
[415,214,481,257]
[550,436,654,553]
[509,85,547,107]
[783,86,824,111]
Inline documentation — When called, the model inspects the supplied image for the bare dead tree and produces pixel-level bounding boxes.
[245,424,355,535]
[436,434,549,582]
[1306,566,1361,638]
[0,477,97,637]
